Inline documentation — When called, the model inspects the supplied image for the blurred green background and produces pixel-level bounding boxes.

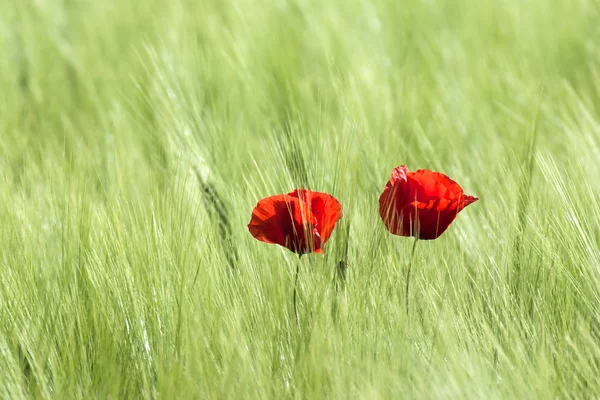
[1,0,599,398]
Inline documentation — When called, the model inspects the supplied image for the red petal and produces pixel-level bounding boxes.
[289,189,343,245]
[408,169,465,203]
[248,194,321,253]
[387,165,410,186]
[379,166,478,239]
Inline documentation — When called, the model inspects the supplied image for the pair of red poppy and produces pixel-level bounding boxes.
[248,166,478,254]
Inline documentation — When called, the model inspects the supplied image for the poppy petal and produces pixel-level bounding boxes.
[248,194,321,253]
[379,166,478,240]
[289,189,343,244]
[408,169,465,203]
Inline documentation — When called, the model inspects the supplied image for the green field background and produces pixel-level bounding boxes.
[1,0,599,398]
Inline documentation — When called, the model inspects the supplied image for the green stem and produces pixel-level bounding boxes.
[293,256,301,329]
[406,238,419,316]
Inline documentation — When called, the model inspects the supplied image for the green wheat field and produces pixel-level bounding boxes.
[1,0,600,398]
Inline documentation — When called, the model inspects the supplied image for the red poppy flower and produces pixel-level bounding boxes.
[379,165,478,240]
[248,189,343,254]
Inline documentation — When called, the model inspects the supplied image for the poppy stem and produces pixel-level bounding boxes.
[406,238,419,316]
[293,256,302,329]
